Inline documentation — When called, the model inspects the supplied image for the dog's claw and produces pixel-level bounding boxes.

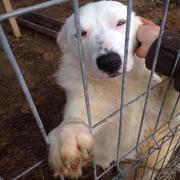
[71,159,80,169]
[48,121,94,178]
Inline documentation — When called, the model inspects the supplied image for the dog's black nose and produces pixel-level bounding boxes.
[96,52,122,74]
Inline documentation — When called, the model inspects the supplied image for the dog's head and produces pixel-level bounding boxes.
[57,1,142,79]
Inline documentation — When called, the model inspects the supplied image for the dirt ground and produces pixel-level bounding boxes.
[0,0,180,179]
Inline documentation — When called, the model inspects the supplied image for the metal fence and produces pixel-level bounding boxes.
[0,0,179,179]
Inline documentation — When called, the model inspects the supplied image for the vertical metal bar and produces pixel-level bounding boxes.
[71,0,93,129]
[140,151,150,180]
[116,0,133,164]
[168,94,180,130]
[135,0,170,148]
[158,136,180,174]
[0,24,49,145]
[149,137,166,180]
[71,0,97,179]
[153,50,180,131]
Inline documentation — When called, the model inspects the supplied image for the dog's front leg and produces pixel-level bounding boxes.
[48,91,94,178]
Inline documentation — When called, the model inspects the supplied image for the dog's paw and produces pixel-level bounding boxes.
[48,120,94,178]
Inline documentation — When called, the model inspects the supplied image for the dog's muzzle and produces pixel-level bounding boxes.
[96,52,122,77]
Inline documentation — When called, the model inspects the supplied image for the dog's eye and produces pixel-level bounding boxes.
[81,30,87,37]
[116,20,126,27]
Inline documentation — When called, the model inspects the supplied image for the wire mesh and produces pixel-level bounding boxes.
[0,0,179,179]
[135,0,170,150]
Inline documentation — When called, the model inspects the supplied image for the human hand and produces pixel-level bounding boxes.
[136,17,160,58]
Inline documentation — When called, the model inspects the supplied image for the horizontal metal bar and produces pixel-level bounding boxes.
[125,134,173,171]
[97,163,117,180]
[117,121,179,166]
[120,127,179,178]
[93,79,168,129]
[12,160,45,180]
[0,0,69,22]
[144,139,180,176]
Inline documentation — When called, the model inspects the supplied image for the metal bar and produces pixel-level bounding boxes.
[149,137,166,180]
[0,0,69,22]
[157,129,178,172]
[168,94,180,130]
[115,165,125,179]
[161,170,176,180]
[96,163,116,180]
[173,112,180,119]
[140,150,150,180]
[153,50,180,131]
[121,153,149,178]
[126,129,178,178]
[119,125,178,179]
[116,0,133,164]
[158,156,179,180]
[122,114,179,180]
[121,120,178,168]
[121,157,143,179]
[150,136,171,180]
[0,24,49,145]
[123,143,164,178]
[12,159,65,180]
[143,136,180,178]
[150,159,176,180]
[116,97,179,179]
[71,0,97,179]
[135,0,170,148]
[12,160,44,180]
[158,136,180,174]
[0,0,179,179]
[93,79,167,129]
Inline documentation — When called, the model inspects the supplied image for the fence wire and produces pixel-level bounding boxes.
[0,0,179,180]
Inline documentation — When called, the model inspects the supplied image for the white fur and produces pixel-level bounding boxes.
[48,1,180,178]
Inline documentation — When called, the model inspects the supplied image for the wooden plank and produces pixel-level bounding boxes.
[2,0,21,37]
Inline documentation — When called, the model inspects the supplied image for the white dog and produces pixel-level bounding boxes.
[48,1,179,179]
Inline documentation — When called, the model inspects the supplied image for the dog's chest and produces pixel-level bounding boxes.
[88,79,121,123]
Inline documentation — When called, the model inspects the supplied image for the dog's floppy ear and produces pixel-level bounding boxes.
[131,15,143,53]
[57,24,68,52]
[133,15,143,39]
[135,16,143,27]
